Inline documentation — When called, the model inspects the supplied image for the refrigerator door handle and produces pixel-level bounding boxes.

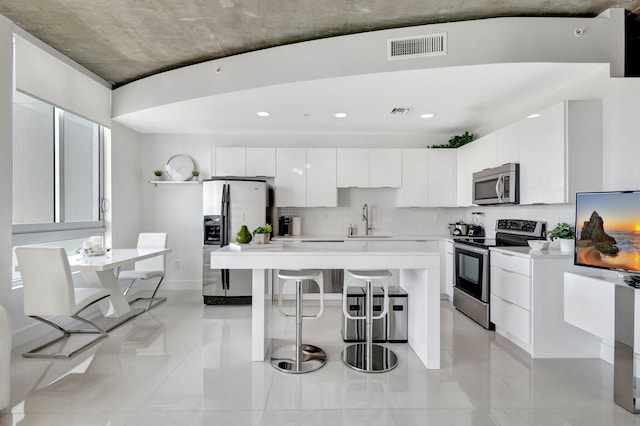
[221,183,230,246]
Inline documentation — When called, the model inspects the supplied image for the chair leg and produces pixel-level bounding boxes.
[123,278,137,296]
[126,277,167,311]
[23,296,110,359]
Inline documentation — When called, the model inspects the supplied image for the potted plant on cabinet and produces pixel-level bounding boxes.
[192,170,200,181]
[153,170,163,180]
[252,224,272,244]
[548,222,576,253]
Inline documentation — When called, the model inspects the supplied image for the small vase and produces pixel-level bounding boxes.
[235,225,252,244]
[559,238,574,253]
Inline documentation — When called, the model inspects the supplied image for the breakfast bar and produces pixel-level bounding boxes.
[210,241,441,369]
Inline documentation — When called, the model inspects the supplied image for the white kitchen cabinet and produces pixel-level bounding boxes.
[490,251,532,346]
[495,121,520,165]
[275,148,307,207]
[428,149,456,206]
[444,240,454,300]
[306,148,337,207]
[397,149,428,207]
[369,148,402,187]
[215,147,246,176]
[519,99,602,204]
[455,133,498,206]
[275,147,337,207]
[337,148,401,188]
[215,147,276,177]
[490,248,601,358]
[337,148,369,187]
[246,147,276,176]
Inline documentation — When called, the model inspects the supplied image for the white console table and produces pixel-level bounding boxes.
[210,241,441,369]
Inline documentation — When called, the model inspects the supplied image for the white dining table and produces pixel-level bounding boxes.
[210,241,441,369]
[69,248,171,330]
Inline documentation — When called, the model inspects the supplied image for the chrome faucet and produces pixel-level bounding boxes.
[362,203,371,236]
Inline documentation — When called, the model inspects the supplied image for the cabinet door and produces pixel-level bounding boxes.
[455,144,473,206]
[444,241,454,299]
[337,148,369,187]
[397,149,428,207]
[246,147,276,177]
[519,102,565,204]
[496,122,520,165]
[307,148,337,207]
[428,149,456,207]
[370,148,401,187]
[275,148,306,207]
[215,147,246,176]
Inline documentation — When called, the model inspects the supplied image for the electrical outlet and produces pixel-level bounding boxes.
[174,260,180,269]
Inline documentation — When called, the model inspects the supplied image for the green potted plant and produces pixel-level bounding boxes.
[548,222,576,252]
[427,131,475,149]
[252,224,272,244]
[153,170,163,180]
[192,170,200,181]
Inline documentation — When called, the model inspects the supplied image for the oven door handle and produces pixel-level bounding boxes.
[453,243,489,255]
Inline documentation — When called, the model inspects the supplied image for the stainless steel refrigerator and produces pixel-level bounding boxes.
[202,178,268,305]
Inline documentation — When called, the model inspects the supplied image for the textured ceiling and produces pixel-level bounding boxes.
[1,0,640,87]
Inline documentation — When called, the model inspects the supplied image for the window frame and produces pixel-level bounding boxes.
[11,90,106,247]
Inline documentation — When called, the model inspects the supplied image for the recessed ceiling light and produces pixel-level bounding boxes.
[257,111,270,117]
[334,113,348,118]
[421,113,435,119]
[527,113,541,119]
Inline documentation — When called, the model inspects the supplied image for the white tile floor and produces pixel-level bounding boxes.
[1,290,640,425]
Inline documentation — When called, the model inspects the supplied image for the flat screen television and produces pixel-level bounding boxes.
[575,191,640,278]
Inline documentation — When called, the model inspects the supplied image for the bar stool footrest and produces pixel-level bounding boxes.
[271,343,327,374]
[341,343,398,373]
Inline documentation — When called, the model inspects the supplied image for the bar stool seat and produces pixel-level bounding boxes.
[271,269,327,374]
[342,269,398,373]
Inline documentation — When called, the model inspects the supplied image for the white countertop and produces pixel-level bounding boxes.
[272,234,450,242]
[211,240,440,270]
[490,246,572,259]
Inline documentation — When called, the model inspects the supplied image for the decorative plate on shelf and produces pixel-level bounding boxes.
[165,154,195,181]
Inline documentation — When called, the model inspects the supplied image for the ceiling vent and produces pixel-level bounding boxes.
[390,107,412,116]
[387,33,447,60]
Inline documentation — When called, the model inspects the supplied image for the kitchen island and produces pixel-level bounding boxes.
[210,240,441,369]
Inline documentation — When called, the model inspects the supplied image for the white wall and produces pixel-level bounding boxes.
[602,78,640,191]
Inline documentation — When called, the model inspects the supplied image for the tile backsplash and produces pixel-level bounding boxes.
[277,188,574,238]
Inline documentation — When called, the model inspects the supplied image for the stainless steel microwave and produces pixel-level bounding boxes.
[472,163,519,205]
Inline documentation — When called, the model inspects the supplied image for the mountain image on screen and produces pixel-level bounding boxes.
[579,211,618,255]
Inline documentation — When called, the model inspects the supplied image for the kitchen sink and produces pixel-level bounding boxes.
[346,235,391,239]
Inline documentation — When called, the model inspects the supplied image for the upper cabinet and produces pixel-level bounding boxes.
[396,148,456,207]
[215,147,276,177]
[337,148,401,188]
[455,134,497,206]
[519,100,602,204]
[275,148,337,207]
[396,149,428,207]
[428,149,456,207]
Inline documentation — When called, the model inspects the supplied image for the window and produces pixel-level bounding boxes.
[12,90,105,246]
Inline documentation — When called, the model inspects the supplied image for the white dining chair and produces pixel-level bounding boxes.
[119,232,168,311]
[15,246,112,359]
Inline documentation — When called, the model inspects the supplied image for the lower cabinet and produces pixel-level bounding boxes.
[489,249,601,358]
[490,251,532,347]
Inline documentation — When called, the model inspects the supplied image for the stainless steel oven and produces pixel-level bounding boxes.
[453,243,491,328]
[453,219,546,329]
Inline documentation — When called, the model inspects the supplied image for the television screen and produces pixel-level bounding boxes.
[575,191,640,273]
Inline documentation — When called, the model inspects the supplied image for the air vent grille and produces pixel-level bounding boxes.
[388,33,447,60]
